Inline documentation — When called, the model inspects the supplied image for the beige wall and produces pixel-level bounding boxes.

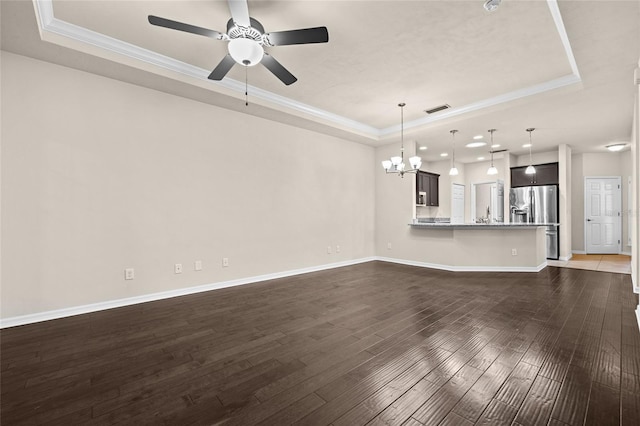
[570,151,632,254]
[1,52,375,319]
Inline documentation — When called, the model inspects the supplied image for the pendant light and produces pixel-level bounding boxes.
[525,128,536,175]
[487,129,498,175]
[449,130,459,176]
[381,103,422,177]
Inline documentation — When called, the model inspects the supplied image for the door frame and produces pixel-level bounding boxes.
[584,176,622,254]
[471,180,503,223]
[451,183,465,224]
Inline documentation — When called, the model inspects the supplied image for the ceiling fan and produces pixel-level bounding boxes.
[148,0,329,85]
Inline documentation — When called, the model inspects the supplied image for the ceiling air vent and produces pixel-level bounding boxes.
[424,104,451,114]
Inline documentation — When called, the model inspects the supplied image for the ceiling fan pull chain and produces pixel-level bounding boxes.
[245,65,249,106]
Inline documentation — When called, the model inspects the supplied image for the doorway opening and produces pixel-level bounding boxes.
[471,180,504,223]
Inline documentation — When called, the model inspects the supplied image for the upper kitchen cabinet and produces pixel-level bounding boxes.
[416,171,439,206]
[510,162,558,187]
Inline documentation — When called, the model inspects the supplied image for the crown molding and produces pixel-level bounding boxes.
[33,0,581,141]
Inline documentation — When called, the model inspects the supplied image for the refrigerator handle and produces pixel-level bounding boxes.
[530,187,534,223]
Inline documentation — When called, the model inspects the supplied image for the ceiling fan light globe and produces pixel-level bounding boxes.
[228,38,264,66]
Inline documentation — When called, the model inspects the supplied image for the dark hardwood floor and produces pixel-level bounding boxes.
[2,261,639,425]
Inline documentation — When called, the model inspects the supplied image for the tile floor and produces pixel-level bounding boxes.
[548,253,631,274]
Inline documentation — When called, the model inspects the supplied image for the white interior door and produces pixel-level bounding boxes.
[451,183,465,224]
[585,177,621,254]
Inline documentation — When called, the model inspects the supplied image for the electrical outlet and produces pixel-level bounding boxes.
[511,248,517,256]
[387,242,392,250]
[327,246,332,254]
[124,268,135,280]
[175,263,183,274]
[194,260,202,271]
[336,245,341,253]
[222,257,229,267]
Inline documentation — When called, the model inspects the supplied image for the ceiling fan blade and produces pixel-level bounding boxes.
[227,0,251,27]
[208,55,236,80]
[261,53,297,85]
[265,27,329,46]
[148,15,223,39]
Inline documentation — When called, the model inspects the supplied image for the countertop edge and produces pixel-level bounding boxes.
[409,222,558,228]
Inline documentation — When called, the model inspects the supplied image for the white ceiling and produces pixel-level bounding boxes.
[2,0,639,164]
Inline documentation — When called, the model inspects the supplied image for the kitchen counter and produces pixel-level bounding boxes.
[388,222,548,272]
[409,221,558,229]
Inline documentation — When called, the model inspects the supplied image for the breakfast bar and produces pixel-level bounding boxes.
[388,221,549,272]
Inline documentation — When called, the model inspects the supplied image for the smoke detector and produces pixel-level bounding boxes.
[484,0,501,12]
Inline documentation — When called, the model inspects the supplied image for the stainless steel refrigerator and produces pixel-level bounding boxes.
[509,185,559,259]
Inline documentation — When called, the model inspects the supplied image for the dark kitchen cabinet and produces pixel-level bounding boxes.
[416,171,439,206]
[510,162,558,187]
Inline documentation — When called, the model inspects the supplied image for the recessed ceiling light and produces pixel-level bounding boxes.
[473,135,484,140]
[606,143,625,152]
[477,156,485,161]
[522,143,532,148]
[466,141,487,148]
[491,144,501,148]
[419,146,427,151]
[440,152,448,157]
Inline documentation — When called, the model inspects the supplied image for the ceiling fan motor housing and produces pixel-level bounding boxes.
[226,18,265,42]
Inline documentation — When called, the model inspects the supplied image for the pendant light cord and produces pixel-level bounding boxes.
[528,128,533,163]
[399,103,405,162]
[451,130,457,166]
[489,129,495,166]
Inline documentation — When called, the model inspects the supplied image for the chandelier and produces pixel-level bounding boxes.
[381,103,422,177]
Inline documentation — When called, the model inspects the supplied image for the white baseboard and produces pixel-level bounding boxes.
[572,250,631,256]
[0,255,578,329]
[0,257,376,329]
[559,254,573,261]
[375,256,547,273]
